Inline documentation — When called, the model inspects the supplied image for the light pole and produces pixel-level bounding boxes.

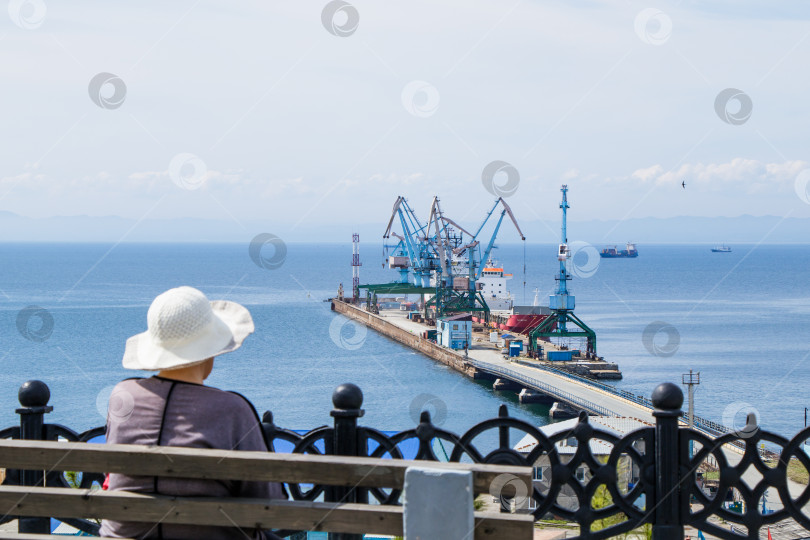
[682,370,700,458]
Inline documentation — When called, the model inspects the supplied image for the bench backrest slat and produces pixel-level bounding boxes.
[0,485,534,539]
[0,439,531,493]
[0,534,129,540]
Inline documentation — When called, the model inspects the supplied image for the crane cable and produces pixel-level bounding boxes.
[523,240,527,304]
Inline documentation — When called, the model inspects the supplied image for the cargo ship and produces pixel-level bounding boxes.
[600,242,638,258]
[371,262,551,335]
[711,244,731,253]
[472,274,552,334]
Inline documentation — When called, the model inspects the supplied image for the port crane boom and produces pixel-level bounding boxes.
[427,197,451,287]
[473,197,525,241]
[476,199,524,280]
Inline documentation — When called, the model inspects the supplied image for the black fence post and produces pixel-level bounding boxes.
[651,382,684,540]
[328,383,365,540]
[15,380,54,534]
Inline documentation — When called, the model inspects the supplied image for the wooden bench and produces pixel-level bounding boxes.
[0,438,534,539]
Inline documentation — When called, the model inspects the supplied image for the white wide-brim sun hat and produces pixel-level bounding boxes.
[123,286,255,371]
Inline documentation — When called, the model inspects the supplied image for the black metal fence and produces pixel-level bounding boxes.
[1,379,810,540]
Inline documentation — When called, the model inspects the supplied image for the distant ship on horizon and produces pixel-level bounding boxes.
[712,244,732,253]
[600,242,638,258]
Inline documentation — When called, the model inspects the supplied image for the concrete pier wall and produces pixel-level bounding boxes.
[331,300,472,375]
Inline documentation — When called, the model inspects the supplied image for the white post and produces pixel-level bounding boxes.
[403,467,474,540]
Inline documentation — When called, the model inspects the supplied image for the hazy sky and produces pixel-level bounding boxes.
[2,0,810,241]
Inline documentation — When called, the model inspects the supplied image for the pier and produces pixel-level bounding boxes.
[332,300,655,420]
[331,299,739,437]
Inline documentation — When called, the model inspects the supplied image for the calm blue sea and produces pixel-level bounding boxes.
[0,242,808,441]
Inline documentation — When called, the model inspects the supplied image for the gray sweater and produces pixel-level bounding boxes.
[99,376,285,539]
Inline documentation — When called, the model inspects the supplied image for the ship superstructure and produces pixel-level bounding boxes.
[477,263,513,312]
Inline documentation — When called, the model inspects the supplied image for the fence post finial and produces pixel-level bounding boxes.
[18,380,51,409]
[332,383,364,413]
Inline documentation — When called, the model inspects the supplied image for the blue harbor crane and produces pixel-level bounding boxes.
[527,185,598,356]
[426,197,524,317]
[363,195,524,318]
[381,196,440,288]
[551,185,574,320]
[361,196,462,314]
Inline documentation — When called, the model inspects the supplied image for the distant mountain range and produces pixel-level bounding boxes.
[0,211,806,244]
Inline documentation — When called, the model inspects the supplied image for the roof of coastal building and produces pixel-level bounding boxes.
[514,416,653,455]
[439,314,473,322]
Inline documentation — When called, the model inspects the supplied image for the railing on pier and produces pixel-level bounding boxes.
[516,359,739,437]
[2,379,810,539]
[470,360,619,416]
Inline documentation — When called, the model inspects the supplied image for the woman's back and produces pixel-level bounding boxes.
[100,377,283,539]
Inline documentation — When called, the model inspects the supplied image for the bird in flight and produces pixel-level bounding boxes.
[682,181,686,189]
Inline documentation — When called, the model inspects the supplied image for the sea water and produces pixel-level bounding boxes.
[0,242,808,442]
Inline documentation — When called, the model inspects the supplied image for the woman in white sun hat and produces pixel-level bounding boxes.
[99,286,285,540]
